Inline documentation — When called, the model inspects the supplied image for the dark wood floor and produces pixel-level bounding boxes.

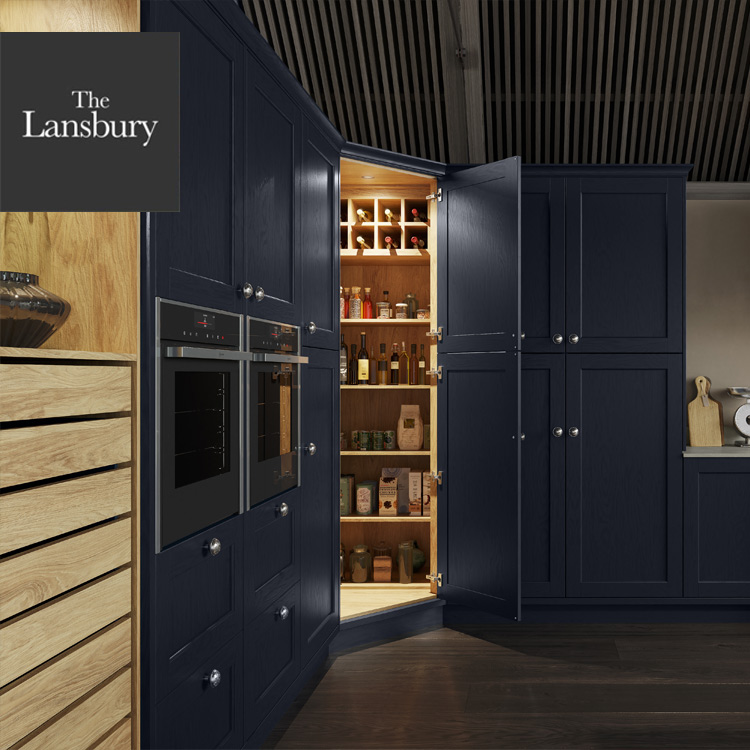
[266,623,750,749]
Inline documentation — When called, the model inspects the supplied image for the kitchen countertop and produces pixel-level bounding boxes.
[683,446,750,458]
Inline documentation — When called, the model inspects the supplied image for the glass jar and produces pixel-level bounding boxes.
[397,542,413,584]
[363,287,373,319]
[376,302,390,319]
[395,303,408,319]
[349,544,372,583]
[404,292,418,319]
[349,286,362,319]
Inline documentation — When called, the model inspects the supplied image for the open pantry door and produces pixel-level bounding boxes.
[435,157,521,620]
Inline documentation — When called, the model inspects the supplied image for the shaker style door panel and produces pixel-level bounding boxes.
[438,352,521,619]
[300,119,341,350]
[244,58,301,324]
[565,354,683,597]
[684,460,750,598]
[299,347,340,664]
[565,177,684,353]
[438,157,520,353]
[521,355,566,597]
[148,0,244,313]
[521,177,566,352]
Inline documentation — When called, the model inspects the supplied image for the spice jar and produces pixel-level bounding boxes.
[395,303,408,319]
[376,302,390,319]
[416,309,429,320]
[349,287,362,319]
[404,292,418,319]
[349,545,372,583]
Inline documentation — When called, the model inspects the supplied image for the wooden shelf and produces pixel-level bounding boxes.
[340,249,430,266]
[0,347,137,361]
[340,318,430,325]
[340,583,436,621]
[340,385,430,390]
[341,450,430,456]
[340,515,431,523]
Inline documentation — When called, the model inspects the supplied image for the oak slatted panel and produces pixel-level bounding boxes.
[0,351,135,750]
[242,0,750,180]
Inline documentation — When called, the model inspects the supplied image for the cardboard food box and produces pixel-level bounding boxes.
[409,471,422,515]
[381,467,409,514]
[378,476,398,516]
[422,471,433,517]
[340,474,355,516]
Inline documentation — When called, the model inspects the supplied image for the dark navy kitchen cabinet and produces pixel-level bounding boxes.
[147,0,245,313]
[521,354,566,597]
[299,119,341,350]
[684,459,750,598]
[565,353,684,597]
[300,346,340,664]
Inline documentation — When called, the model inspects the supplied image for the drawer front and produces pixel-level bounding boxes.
[245,488,300,617]
[155,514,243,699]
[244,582,301,738]
[0,363,131,422]
[155,634,243,750]
[0,417,131,489]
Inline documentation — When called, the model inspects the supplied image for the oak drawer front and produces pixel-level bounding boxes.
[0,364,131,422]
[0,417,131,489]
[18,668,131,750]
[0,620,130,749]
[155,635,243,750]
[0,518,131,620]
[0,468,132,556]
[91,718,131,749]
[0,569,131,687]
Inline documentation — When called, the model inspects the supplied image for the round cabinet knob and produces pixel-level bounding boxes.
[277,605,290,621]
[520,433,526,441]
[305,442,317,456]
[569,333,580,344]
[553,334,564,345]
[520,332,526,340]
[242,282,254,300]
[277,502,290,517]
[569,427,580,438]
[205,669,221,689]
[552,427,563,438]
[306,321,317,334]
[207,538,221,556]
[254,286,265,302]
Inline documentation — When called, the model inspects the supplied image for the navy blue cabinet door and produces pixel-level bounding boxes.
[437,157,521,353]
[521,354,566,597]
[521,177,566,352]
[300,119,341,350]
[565,177,684,353]
[147,0,244,312]
[300,347,340,663]
[684,459,750,598]
[244,59,301,324]
[565,354,683,597]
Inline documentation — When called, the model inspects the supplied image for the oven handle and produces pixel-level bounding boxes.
[164,347,308,364]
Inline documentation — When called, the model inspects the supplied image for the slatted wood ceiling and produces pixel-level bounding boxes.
[241,0,750,180]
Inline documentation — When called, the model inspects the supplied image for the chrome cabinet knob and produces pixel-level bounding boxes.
[205,669,221,689]
[254,286,265,302]
[520,433,525,441]
[277,605,290,621]
[520,332,526,340]
[569,427,580,438]
[553,334,563,345]
[569,333,579,344]
[277,502,289,517]
[305,442,317,456]
[306,321,317,334]
[552,427,563,438]
[206,538,221,556]
[242,282,254,299]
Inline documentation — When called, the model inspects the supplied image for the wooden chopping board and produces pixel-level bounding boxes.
[688,376,724,447]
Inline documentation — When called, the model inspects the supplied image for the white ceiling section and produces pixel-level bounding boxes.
[241,0,750,181]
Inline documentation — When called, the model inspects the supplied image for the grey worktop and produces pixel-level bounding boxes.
[683,446,750,458]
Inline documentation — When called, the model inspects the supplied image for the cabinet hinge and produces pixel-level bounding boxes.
[426,327,443,341]
[426,572,443,587]
[426,188,442,202]
[427,366,443,381]
[431,470,443,485]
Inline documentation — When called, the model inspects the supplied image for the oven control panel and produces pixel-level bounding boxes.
[247,317,299,353]
[159,300,241,348]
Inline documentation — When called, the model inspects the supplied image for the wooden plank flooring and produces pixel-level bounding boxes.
[266,623,750,748]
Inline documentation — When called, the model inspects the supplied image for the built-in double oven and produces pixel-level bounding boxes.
[156,299,306,551]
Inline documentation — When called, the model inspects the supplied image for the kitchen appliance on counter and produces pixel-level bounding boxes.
[157,299,243,551]
[247,317,307,507]
[728,387,750,446]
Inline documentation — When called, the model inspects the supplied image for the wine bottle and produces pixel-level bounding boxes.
[410,235,425,248]
[356,235,370,250]
[349,344,358,385]
[384,235,398,250]
[377,343,388,385]
[409,343,418,385]
[340,333,348,385]
[357,333,369,384]
[356,208,371,223]
[368,345,377,385]
[418,343,426,385]
[399,341,409,384]
[390,343,400,385]
[411,207,427,222]
[384,207,398,222]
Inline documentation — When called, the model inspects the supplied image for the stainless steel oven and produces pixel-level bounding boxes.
[157,299,243,550]
[247,317,307,508]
